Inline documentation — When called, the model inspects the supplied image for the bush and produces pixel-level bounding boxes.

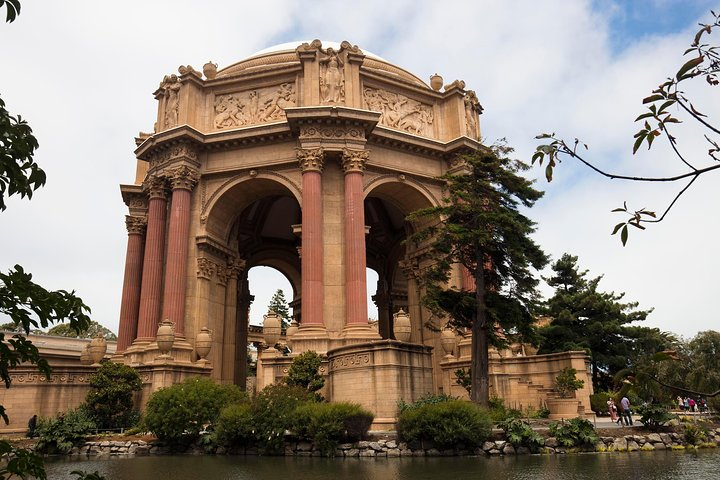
[397,393,456,414]
[637,404,675,430]
[285,351,325,394]
[397,400,492,449]
[682,422,710,445]
[548,417,599,448]
[83,361,142,430]
[35,408,96,454]
[590,392,612,416]
[291,402,374,455]
[250,383,319,454]
[215,403,254,447]
[554,367,584,398]
[143,377,248,444]
[498,417,544,451]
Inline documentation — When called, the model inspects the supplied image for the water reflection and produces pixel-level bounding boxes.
[45,450,720,480]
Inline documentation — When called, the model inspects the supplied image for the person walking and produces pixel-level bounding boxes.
[607,398,618,423]
[620,396,633,426]
[27,414,37,438]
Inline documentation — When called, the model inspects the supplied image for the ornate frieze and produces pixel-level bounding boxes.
[214,83,296,130]
[464,90,482,141]
[125,215,147,235]
[298,125,364,141]
[330,353,371,370]
[363,87,434,137]
[10,372,90,384]
[150,141,200,171]
[167,165,200,191]
[341,148,369,173]
[297,147,325,173]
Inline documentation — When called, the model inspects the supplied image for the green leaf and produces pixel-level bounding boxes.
[620,225,628,246]
[634,112,654,122]
[632,133,645,154]
[676,55,704,80]
[642,94,665,104]
[611,222,625,235]
[657,100,676,114]
[531,151,544,165]
[545,164,553,182]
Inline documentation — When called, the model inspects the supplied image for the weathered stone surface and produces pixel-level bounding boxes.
[387,448,400,457]
[494,440,506,450]
[640,443,655,451]
[386,440,397,449]
[652,442,666,450]
[646,433,662,443]
[545,437,559,448]
[488,449,501,455]
[482,441,495,451]
[359,449,376,457]
[516,446,530,455]
[611,437,627,451]
[659,433,672,444]
[627,440,639,452]
[346,448,360,457]
[369,442,384,451]
[426,448,441,456]
[502,445,516,455]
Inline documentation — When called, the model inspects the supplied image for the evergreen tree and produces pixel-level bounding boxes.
[409,145,548,406]
[267,289,291,329]
[538,253,654,390]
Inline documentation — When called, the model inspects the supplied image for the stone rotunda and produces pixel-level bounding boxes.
[114,40,592,428]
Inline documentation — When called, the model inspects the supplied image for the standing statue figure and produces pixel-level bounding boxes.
[320,47,344,104]
[162,74,182,129]
[464,90,482,140]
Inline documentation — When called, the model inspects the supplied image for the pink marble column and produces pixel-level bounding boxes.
[342,149,370,326]
[160,165,199,338]
[297,148,325,327]
[116,215,147,352]
[136,176,168,341]
[461,265,476,292]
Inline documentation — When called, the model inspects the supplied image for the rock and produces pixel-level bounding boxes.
[360,449,376,457]
[411,449,425,457]
[387,449,400,457]
[338,443,353,450]
[494,440,506,450]
[488,449,501,455]
[400,449,413,456]
[369,442,383,452]
[482,441,495,452]
[640,443,655,451]
[386,440,397,449]
[627,440,639,452]
[611,437,627,451]
[426,448,441,456]
[646,433,662,443]
[357,441,371,449]
[652,443,666,450]
[502,445,516,455]
[516,446,530,455]
[347,449,359,457]
[297,441,313,452]
[659,433,672,445]
[545,437,559,448]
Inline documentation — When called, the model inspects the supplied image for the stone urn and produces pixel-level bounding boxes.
[203,61,218,79]
[88,333,107,365]
[440,328,457,359]
[156,319,175,358]
[430,73,443,91]
[195,326,213,363]
[263,310,282,351]
[285,320,298,348]
[392,309,411,342]
[546,397,582,420]
[80,343,92,365]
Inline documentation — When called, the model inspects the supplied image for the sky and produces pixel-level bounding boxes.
[1,0,718,339]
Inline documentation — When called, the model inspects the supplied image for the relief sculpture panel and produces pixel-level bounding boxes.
[214,83,296,129]
[363,87,434,137]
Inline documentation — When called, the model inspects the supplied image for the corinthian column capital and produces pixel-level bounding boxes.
[125,215,147,235]
[142,174,168,199]
[341,148,369,174]
[167,165,200,190]
[297,147,325,173]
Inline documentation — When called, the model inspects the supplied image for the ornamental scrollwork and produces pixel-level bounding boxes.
[330,353,371,370]
[363,87,434,137]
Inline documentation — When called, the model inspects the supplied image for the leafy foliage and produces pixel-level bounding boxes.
[538,253,656,391]
[454,368,472,394]
[554,367,584,398]
[397,399,492,449]
[267,289,291,329]
[291,402,374,455]
[397,392,457,414]
[408,145,547,406]
[682,421,711,445]
[70,471,107,480]
[590,392,612,415]
[0,0,20,23]
[143,377,247,444]
[498,417,544,451]
[35,408,96,454]
[215,403,254,447]
[83,361,141,430]
[46,321,117,341]
[284,350,325,394]
[533,12,720,244]
[548,417,599,448]
[0,441,46,480]
[636,404,675,431]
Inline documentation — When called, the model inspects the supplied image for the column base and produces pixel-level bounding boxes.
[119,337,196,366]
[341,323,381,345]
[288,324,329,354]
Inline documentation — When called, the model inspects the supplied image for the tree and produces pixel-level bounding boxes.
[83,361,141,430]
[46,320,117,341]
[285,350,325,394]
[533,12,720,244]
[408,145,548,407]
[538,253,655,391]
[267,289,291,329]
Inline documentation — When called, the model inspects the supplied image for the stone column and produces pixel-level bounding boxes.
[161,165,199,338]
[341,149,378,340]
[297,148,325,330]
[221,259,245,385]
[116,215,147,352]
[136,175,168,341]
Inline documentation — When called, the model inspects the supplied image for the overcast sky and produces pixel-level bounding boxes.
[1,0,717,339]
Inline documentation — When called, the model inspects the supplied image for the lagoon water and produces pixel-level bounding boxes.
[45,450,720,480]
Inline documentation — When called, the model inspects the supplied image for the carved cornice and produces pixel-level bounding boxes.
[167,165,200,191]
[125,215,147,235]
[120,184,148,216]
[341,148,369,174]
[149,139,200,173]
[142,175,168,200]
[196,235,236,260]
[297,147,325,173]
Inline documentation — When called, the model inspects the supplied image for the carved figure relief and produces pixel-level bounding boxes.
[363,87,433,137]
[214,83,296,129]
[160,74,182,129]
[464,90,482,140]
[319,47,344,104]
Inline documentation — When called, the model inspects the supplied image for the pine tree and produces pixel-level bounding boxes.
[409,145,548,406]
[267,289,291,329]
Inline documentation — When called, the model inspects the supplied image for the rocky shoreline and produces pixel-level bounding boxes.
[69,428,720,458]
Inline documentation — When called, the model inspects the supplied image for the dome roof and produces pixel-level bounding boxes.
[216,40,428,88]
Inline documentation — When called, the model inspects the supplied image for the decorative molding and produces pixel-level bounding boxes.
[10,373,90,384]
[330,353,372,370]
[125,215,147,235]
[297,148,325,173]
[197,257,218,280]
[341,148,369,174]
[142,175,168,199]
[363,87,434,137]
[150,140,200,171]
[214,83,296,130]
[298,125,364,141]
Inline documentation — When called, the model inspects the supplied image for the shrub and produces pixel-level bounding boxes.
[215,403,254,447]
[291,402,374,455]
[486,395,513,422]
[397,393,456,414]
[83,361,142,430]
[548,417,599,448]
[397,400,492,449]
[250,383,318,454]
[143,377,248,444]
[35,408,96,454]
[681,419,711,445]
[590,392,612,415]
[637,404,675,430]
[285,350,325,394]
[554,367,584,398]
[498,417,544,451]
